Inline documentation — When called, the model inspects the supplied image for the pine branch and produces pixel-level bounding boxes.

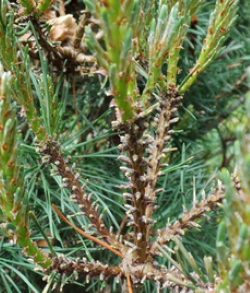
[49,255,121,290]
[0,0,247,292]
[38,139,123,249]
[151,184,225,254]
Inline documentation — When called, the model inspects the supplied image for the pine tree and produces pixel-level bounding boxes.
[0,0,249,292]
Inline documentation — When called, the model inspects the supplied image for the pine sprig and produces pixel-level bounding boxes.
[0,0,248,292]
[0,63,51,268]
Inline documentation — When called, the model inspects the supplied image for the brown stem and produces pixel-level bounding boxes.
[126,275,133,293]
[126,124,148,261]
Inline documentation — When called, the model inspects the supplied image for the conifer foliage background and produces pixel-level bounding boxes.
[0,0,249,292]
